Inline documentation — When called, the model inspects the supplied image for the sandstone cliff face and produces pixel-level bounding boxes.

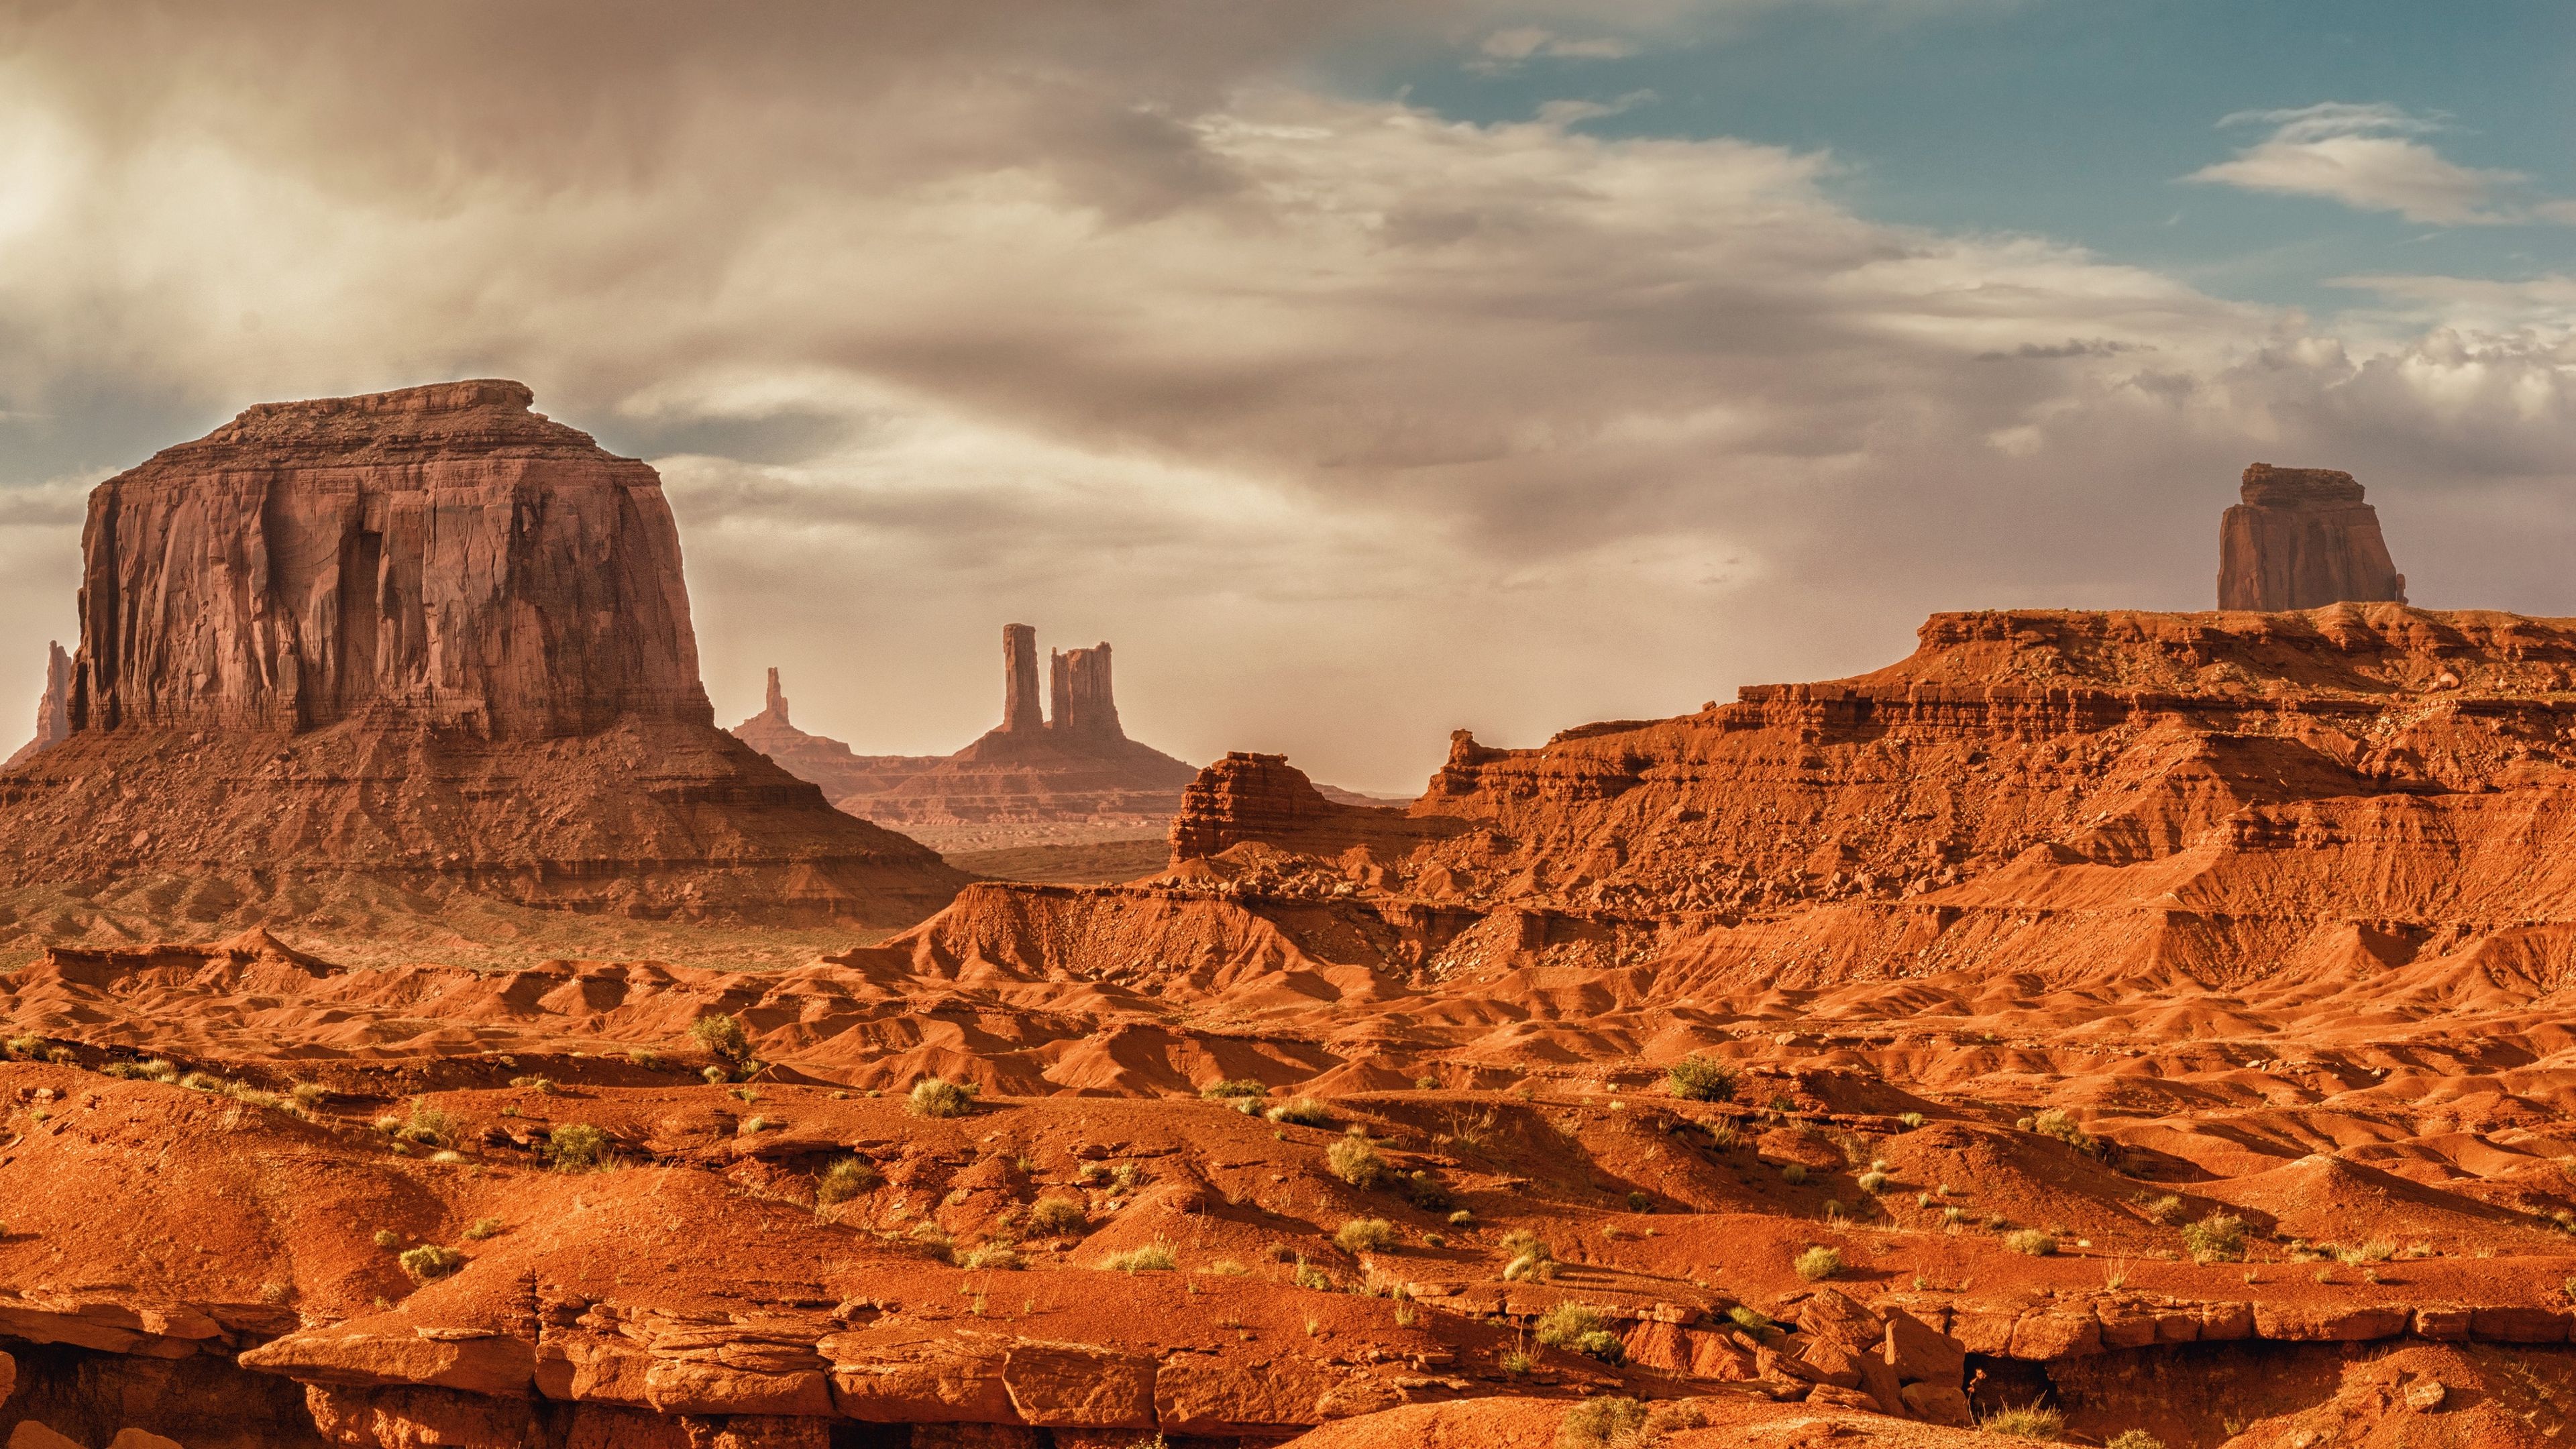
[3,641,70,769]
[0,382,966,932]
[2217,463,2406,611]
[960,603,2576,998]
[71,380,706,739]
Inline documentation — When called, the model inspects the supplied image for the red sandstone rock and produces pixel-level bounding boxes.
[2,641,69,770]
[1167,751,1455,865]
[2217,463,2406,610]
[0,380,967,931]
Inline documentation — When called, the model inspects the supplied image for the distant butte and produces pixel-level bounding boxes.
[2217,462,2406,610]
[0,379,966,941]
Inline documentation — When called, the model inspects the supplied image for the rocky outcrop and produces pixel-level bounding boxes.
[1048,643,1120,739]
[69,380,703,739]
[2217,463,2406,610]
[1168,753,1452,865]
[1000,623,1044,735]
[3,643,70,770]
[0,381,966,932]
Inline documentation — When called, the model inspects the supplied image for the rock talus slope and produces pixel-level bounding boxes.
[0,381,965,940]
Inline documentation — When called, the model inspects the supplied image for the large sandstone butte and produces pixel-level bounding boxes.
[2217,462,2407,610]
[0,380,965,938]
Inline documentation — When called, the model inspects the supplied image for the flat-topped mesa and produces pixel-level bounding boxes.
[2,642,71,769]
[70,378,707,740]
[2218,462,2406,611]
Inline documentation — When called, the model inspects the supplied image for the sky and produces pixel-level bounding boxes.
[1,1,2571,793]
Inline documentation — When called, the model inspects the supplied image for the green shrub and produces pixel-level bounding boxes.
[1400,1171,1452,1210]
[2139,1193,2187,1225]
[1982,1402,2065,1440]
[1533,1303,1623,1362]
[1727,1304,1775,1333]
[541,1122,614,1173]
[960,1243,1024,1271]
[700,1065,729,1085]
[2181,1212,2248,1263]
[2005,1229,2058,1257]
[289,1082,331,1110]
[2029,1108,2103,1158]
[1334,1218,1397,1254]
[396,1104,461,1148]
[1326,1134,1389,1189]
[1103,1242,1177,1273]
[690,1014,757,1079]
[1625,1191,1652,1212]
[1793,1245,1843,1281]
[1780,1163,1807,1185]
[1293,1256,1334,1291]
[1899,1111,1925,1129]
[508,1075,554,1093]
[2105,1432,2165,1449]
[1556,1396,1649,1448]
[907,1077,977,1118]
[1267,1097,1332,1128]
[1199,1079,1265,1100]
[1497,1228,1555,1284]
[462,1218,503,1240]
[815,1157,879,1205]
[1664,1053,1737,1102]
[1857,1170,1889,1194]
[372,1229,401,1248]
[399,1245,464,1283]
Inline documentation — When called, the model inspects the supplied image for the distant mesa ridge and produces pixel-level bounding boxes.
[2218,462,2406,612]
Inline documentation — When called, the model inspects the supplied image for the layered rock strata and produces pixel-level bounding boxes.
[2217,462,2406,610]
[0,380,964,930]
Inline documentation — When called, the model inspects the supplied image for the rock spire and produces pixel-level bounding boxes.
[763,666,789,725]
[1000,623,1044,733]
[3,642,71,769]
[2217,463,2406,611]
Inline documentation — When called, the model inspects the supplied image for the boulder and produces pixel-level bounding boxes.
[2467,1306,2573,1343]
[6,1425,84,1449]
[1899,1382,1975,1427]
[2251,1303,2407,1342]
[996,1341,1155,1429]
[1882,1308,1964,1384]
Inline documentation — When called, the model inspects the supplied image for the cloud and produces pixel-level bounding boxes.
[0,7,2573,786]
[1468,26,1644,73]
[2186,102,2538,225]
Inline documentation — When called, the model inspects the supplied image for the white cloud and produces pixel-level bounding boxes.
[1468,26,1644,73]
[2186,102,2540,225]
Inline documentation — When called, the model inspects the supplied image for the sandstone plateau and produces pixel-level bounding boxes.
[0,381,965,963]
[10,576,2576,1447]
